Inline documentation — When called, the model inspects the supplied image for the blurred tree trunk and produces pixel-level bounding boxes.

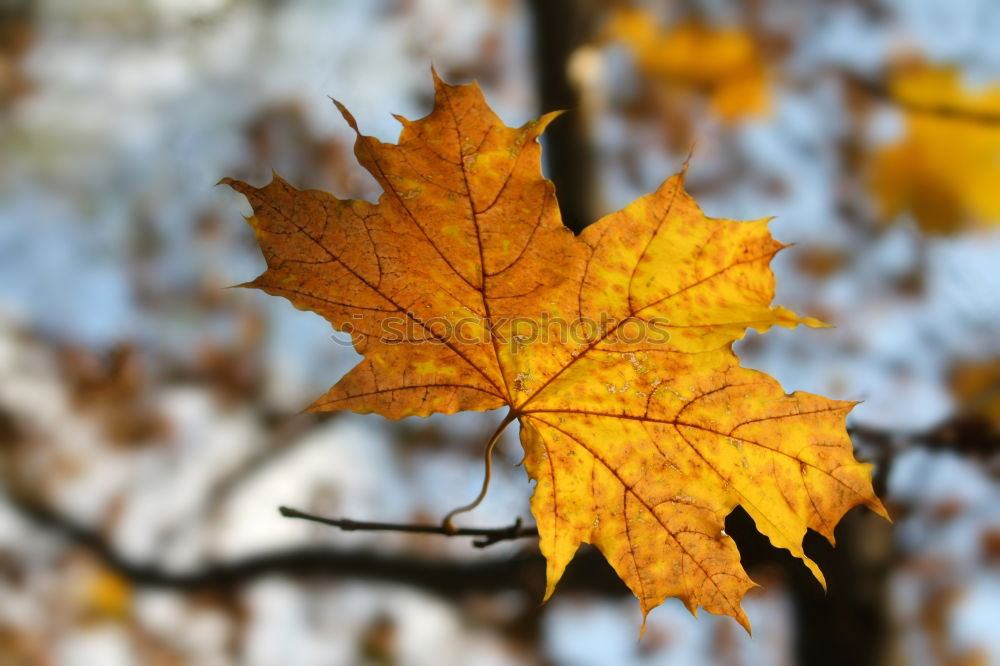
[526,0,600,233]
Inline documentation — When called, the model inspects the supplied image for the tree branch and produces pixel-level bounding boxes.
[3,491,608,598]
[279,506,538,548]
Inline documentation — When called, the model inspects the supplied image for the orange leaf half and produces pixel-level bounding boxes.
[224,72,887,631]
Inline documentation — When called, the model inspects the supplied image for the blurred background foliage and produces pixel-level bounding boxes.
[0,0,998,664]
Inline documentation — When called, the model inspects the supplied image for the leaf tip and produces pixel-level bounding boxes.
[531,109,565,137]
[331,97,361,133]
[680,594,698,617]
[769,234,794,254]
[804,557,828,592]
[868,493,892,522]
[770,306,831,330]
[638,614,648,640]
[220,177,254,197]
[802,315,833,329]
[681,145,695,176]
[301,394,337,415]
[430,65,463,94]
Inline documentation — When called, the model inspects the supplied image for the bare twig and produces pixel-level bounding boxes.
[279,506,537,548]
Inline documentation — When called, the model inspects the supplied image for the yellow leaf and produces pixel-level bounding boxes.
[225,72,886,631]
[80,568,131,620]
[871,66,1000,233]
[605,9,771,122]
[950,357,1000,432]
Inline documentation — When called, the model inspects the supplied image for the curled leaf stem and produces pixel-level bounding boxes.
[442,410,519,534]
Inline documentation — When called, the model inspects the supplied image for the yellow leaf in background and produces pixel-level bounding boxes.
[226,74,886,631]
[82,568,131,621]
[871,66,1000,233]
[606,9,771,122]
[950,358,1000,432]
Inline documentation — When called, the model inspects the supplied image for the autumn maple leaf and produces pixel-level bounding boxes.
[223,71,887,630]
